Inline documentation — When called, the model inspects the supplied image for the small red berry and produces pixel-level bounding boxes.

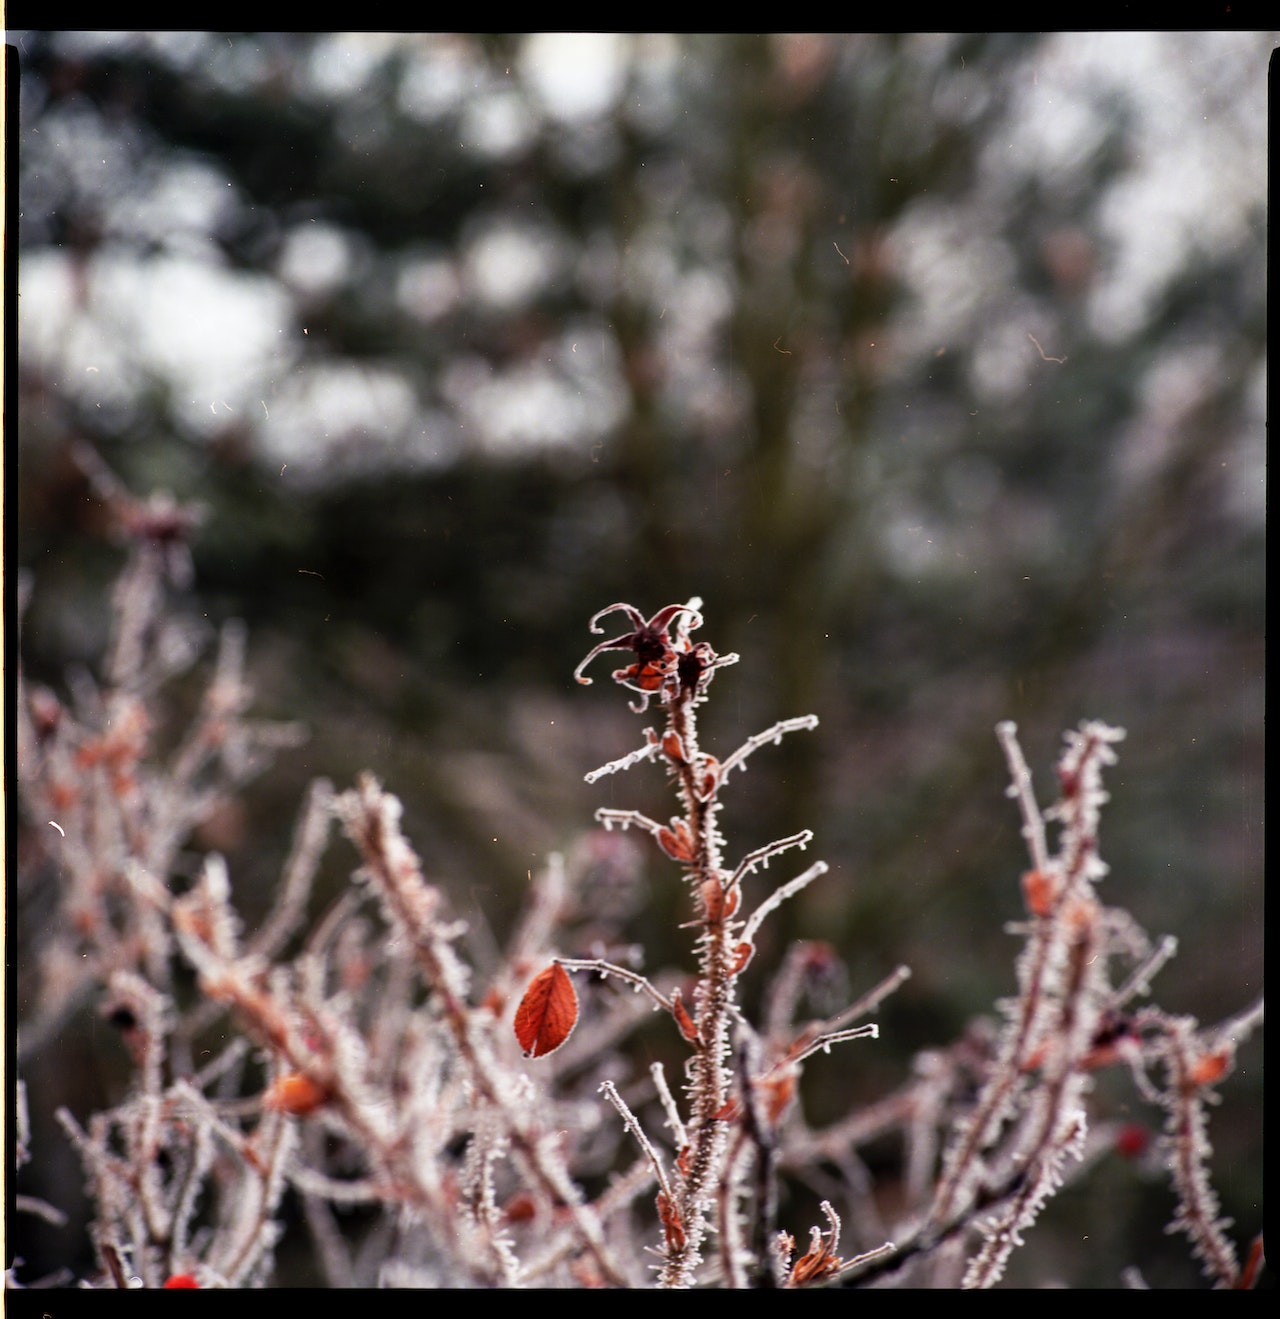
[1114,1123,1150,1159]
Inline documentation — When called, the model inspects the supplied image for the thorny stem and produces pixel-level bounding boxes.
[214,1108,295,1285]
[733,1035,781,1288]
[599,1081,673,1201]
[995,721,1049,875]
[337,778,629,1287]
[1157,1015,1242,1288]
[832,1164,1041,1288]
[651,1062,688,1150]
[826,964,913,1036]
[726,832,816,894]
[658,676,734,1287]
[958,905,1100,1288]
[740,861,827,949]
[576,603,881,1288]
[557,957,676,1014]
[928,723,1117,1234]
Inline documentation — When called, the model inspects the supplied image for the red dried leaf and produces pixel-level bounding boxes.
[789,1241,842,1286]
[658,819,696,863]
[656,1189,687,1252]
[1238,1234,1266,1290]
[756,1065,799,1124]
[670,987,702,1045]
[1188,1049,1230,1088]
[1020,1042,1049,1073]
[728,941,755,975]
[262,1071,329,1117]
[514,962,579,1058]
[701,877,739,923]
[1021,867,1058,918]
[501,1191,539,1224]
[657,824,695,863]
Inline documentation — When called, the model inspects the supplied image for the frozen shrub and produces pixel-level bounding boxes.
[10,464,1264,1289]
